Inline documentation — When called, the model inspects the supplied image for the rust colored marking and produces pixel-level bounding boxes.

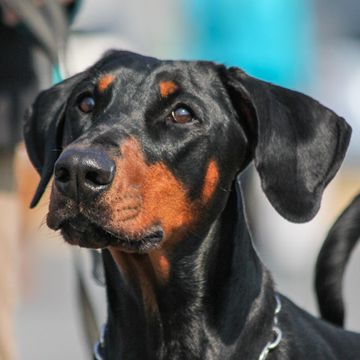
[102,138,195,243]
[201,159,219,203]
[159,81,177,98]
[110,248,169,313]
[98,74,114,92]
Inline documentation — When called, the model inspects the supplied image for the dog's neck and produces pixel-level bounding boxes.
[101,181,276,359]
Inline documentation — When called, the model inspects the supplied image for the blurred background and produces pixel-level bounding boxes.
[0,0,359,359]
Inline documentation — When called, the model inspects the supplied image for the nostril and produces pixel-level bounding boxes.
[84,162,115,187]
[85,170,107,186]
[86,170,100,185]
[55,167,71,183]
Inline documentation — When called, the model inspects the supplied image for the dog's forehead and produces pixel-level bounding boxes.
[93,51,160,74]
[91,51,220,92]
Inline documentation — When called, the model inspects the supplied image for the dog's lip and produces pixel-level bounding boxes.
[59,214,164,252]
[66,215,89,233]
[104,226,164,253]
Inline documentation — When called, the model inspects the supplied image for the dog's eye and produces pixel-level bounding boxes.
[170,107,193,124]
[78,95,95,113]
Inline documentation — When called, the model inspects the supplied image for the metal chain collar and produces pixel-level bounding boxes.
[94,296,283,360]
[259,294,283,360]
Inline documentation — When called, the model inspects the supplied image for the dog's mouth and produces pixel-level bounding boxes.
[53,214,164,253]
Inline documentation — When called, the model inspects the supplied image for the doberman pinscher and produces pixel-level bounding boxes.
[24,51,360,359]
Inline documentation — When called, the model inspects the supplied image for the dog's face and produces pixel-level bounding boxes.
[51,54,250,250]
[24,51,351,252]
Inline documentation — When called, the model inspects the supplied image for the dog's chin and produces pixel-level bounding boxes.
[53,215,164,253]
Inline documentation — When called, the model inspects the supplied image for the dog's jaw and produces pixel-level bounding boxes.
[47,205,165,252]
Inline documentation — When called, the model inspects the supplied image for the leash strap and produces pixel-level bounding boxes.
[259,294,283,360]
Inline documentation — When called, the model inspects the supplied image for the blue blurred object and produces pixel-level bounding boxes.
[52,63,64,83]
[182,0,314,89]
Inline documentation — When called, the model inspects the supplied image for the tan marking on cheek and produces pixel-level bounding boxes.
[98,74,114,92]
[103,138,196,242]
[159,81,177,98]
[202,159,219,203]
[142,162,194,240]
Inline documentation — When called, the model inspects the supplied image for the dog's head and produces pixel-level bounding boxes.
[24,51,351,252]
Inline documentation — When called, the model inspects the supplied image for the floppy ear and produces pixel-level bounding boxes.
[24,73,84,208]
[220,66,352,223]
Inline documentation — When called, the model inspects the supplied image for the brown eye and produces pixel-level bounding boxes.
[171,107,193,124]
[78,95,95,113]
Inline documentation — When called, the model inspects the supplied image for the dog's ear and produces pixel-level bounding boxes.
[220,66,351,223]
[24,73,84,208]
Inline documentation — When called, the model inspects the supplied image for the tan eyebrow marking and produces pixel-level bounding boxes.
[98,74,114,92]
[159,81,178,98]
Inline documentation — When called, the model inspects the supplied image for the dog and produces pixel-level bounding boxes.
[24,50,360,359]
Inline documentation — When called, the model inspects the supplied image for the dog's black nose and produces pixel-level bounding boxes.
[54,148,115,200]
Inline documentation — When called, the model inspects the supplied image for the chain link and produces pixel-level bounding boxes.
[93,324,106,360]
[259,294,282,360]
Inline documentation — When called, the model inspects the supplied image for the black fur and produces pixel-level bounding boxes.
[315,194,360,327]
[24,50,360,359]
